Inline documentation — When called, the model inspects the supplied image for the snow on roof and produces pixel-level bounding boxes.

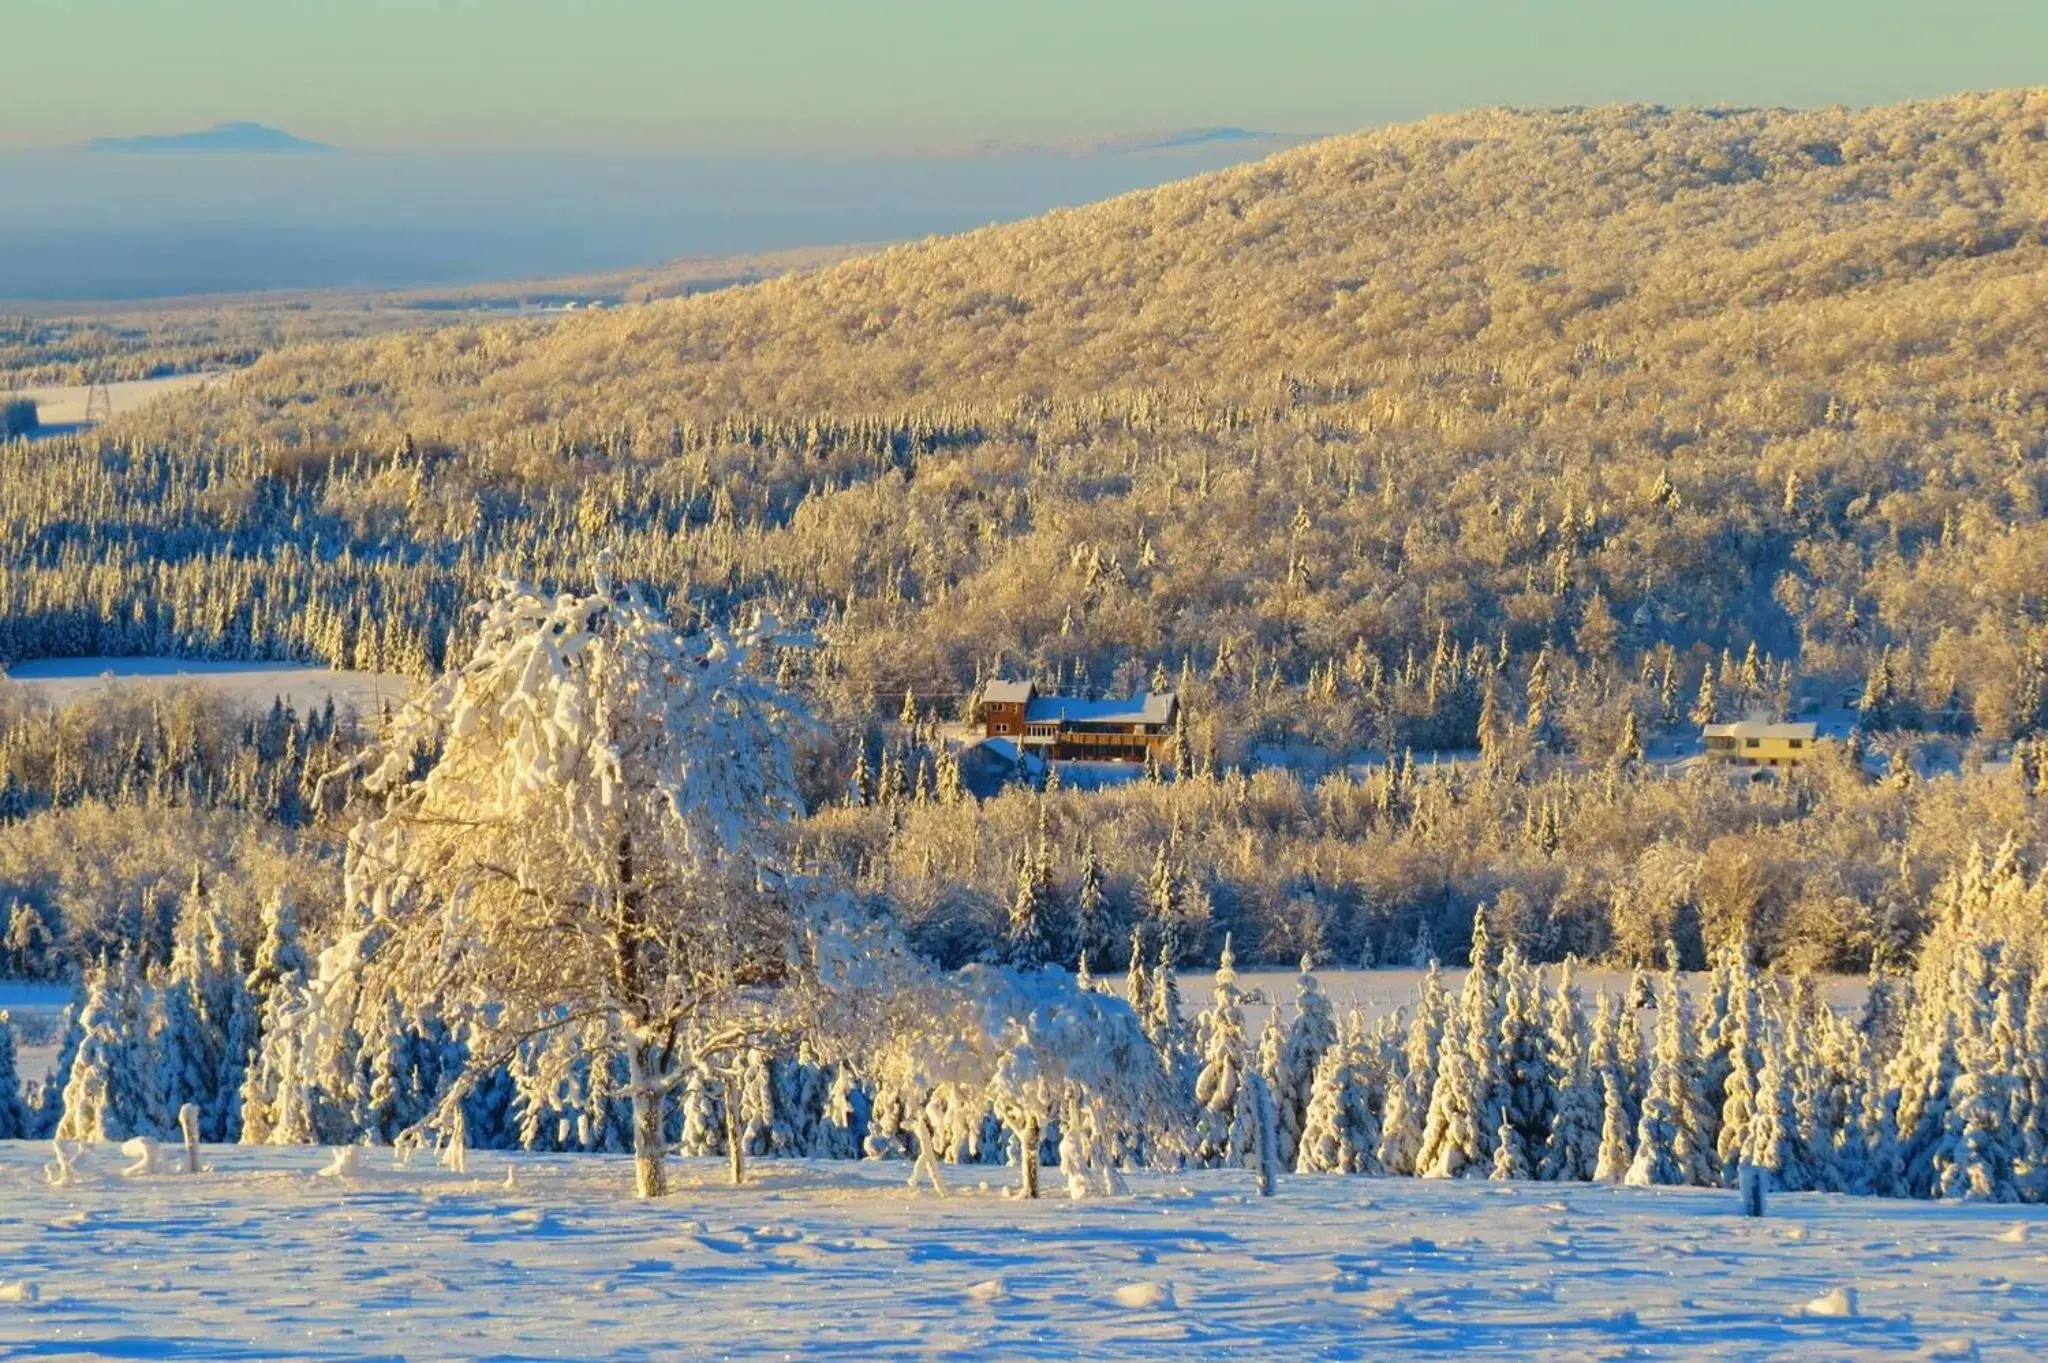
[1704,719,1820,740]
[981,679,1035,705]
[1024,691,1177,726]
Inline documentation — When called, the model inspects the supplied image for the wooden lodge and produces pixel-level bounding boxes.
[979,679,1178,763]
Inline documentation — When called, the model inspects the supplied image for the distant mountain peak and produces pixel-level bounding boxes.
[87,122,334,155]
[943,126,1305,160]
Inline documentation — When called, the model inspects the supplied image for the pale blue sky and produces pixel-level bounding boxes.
[4,0,2045,152]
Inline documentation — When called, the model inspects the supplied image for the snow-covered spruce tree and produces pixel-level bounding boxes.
[0,1010,29,1139]
[1616,966,1650,1132]
[1496,949,1555,1169]
[1540,964,1601,1181]
[1592,1071,1633,1183]
[1417,1007,1486,1179]
[185,881,254,1143]
[235,907,313,1146]
[2017,981,2048,1201]
[815,1062,868,1159]
[1296,1011,1383,1176]
[1744,1023,1803,1193]
[148,965,212,1141]
[1148,921,1191,1081]
[1005,847,1056,969]
[1934,1048,2019,1202]
[1270,956,1337,1168]
[679,1065,725,1157]
[1490,1110,1532,1181]
[1073,837,1108,968]
[1714,940,1763,1184]
[148,875,238,1141]
[1626,969,1707,1188]
[1124,926,1149,1012]
[1444,904,1505,1172]
[1377,963,1447,1175]
[1647,955,1718,1185]
[56,966,135,1142]
[240,972,317,1145]
[333,577,814,1198]
[1191,936,1249,1167]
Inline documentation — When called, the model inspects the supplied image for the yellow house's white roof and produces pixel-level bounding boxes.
[1704,719,1819,741]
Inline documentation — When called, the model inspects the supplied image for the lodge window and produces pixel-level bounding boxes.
[1744,737,1760,749]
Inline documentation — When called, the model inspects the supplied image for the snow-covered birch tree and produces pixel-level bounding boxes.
[334,574,813,1198]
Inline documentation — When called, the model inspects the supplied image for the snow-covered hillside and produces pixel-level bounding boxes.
[0,1144,2040,1358]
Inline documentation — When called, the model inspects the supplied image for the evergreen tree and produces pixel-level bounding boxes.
[1192,936,1249,1167]
[0,1010,28,1139]
[1124,927,1149,1011]
[4,901,54,980]
[1148,922,1189,1076]
[1417,1009,1485,1179]
[56,967,132,1142]
[1540,964,1601,1181]
[1271,956,1338,1167]
[1145,845,1177,928]
[1593,1071,1633,1183]
[1613,709,1644,771]
[1715,942,1763,1182]
[1490,1110,1532,1181]
[1072,836,1108,966]
[1378,965,1446,1175]
[1295,1018,1381,1175]
[1691,668,1719,729]
[1496,950,1556,1161]
[1659,958,1718,1184]
[1005,849,1055,968]
[1744,1027,1802,1192]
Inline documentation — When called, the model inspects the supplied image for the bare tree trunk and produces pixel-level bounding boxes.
[724,1072,747,1186]
[1020,1117,1042,1199]
[627,1040,668,1199]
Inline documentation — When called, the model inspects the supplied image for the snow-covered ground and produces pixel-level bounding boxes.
[1,656,411,718]
[10,371,228,437]
[0,1145,2040,1358]
[0,983,71,1088]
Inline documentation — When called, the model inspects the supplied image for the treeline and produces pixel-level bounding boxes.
[11,843,2048,1209]
[3,673,2046,980]
[812,740,2047,975]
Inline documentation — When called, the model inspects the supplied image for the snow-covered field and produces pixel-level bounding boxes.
[11,371,228,435]
[0,983,71,1090]
[1222,967,1865,1041]
[0,1145,2040,1358]
[1,656,411,718]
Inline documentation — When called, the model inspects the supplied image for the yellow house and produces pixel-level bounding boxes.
[1702,718,1837,768]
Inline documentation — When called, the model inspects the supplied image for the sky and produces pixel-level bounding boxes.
[4,0,2046,154]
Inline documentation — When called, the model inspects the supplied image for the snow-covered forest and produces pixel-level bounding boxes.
[2,569,2044,1218]
[7,97,2048,984]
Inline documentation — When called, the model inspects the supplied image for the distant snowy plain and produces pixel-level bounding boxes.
[1,1144,2042,1358]
[0,657,411,717]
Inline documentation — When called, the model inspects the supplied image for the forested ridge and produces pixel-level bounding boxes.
[4,93,2048,978]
